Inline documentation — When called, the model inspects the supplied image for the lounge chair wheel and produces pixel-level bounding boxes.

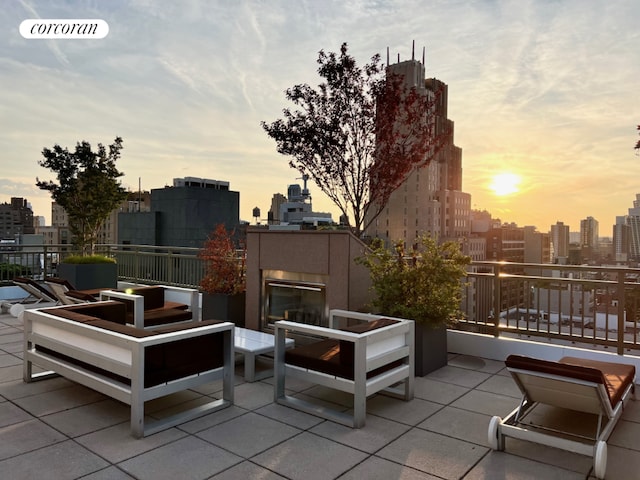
[9,303,25,318]
[594,440,607,479]
[488,415,503,450]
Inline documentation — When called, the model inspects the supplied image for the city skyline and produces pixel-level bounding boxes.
[1,0,639,233]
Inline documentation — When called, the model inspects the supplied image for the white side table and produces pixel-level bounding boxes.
[234,327,295,382]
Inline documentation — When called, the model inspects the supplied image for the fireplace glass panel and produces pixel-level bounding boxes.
[264,280,326,327]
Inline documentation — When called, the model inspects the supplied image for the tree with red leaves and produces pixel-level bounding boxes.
[262,43,450,236]
[198,224,246,295]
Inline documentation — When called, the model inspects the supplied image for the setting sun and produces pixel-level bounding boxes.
[489,173,521,196]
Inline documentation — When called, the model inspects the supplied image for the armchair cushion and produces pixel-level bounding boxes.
[338,318,400,362]
[285,318,403,380]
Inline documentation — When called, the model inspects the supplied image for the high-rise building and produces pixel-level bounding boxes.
[268,193,287,225]
[366,55,470,246]
[118,177,239,248]
[550,221,570,264]
[580,216,599,261]
[524,226,551,264]
[626,194,640,261]
[0,197,34,239]
[613,216,631,262]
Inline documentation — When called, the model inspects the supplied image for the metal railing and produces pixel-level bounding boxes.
[460,261,640,355]
[4,243,640,356]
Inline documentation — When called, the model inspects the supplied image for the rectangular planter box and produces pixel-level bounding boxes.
[57,262,118,290]
[202,292,246,326]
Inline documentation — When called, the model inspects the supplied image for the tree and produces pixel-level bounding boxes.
[198,224,246,295]
[262,42,450,236]
[635,125,640,153]
[36,136,128,256]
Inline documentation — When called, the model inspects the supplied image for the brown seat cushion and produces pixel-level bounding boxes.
[50,301,128,325]
[146,321,225,387]
[505,354,635,408]
[125,307,192,327]
[66,290,98,302]
[127,286,165,310]
[561,356,635,408]
[339,318,401,361]
[285,318,404,380]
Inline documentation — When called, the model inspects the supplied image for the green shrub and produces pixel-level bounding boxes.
[62,254,115,265]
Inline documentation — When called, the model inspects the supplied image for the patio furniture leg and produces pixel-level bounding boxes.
[353,339,366,428]
[274,327,286,401]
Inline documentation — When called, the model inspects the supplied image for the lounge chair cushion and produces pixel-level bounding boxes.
[561,356,635,408]
[505,354,635,408]
[65,290,98,302]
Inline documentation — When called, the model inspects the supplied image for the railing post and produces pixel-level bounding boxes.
[617,271,626,355]
[493,263,502,338]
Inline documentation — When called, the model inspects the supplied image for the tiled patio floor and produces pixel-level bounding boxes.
[2,310,640,479]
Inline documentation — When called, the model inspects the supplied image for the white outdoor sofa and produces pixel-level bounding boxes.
[274,309,414,428]
[23,300,234,438]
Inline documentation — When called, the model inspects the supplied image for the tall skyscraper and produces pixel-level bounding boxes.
[0,197,34,238]
[550,221,570,264]
[613,216,630,262]
[580,216,599,261]
[626,194,640,261]
[366,55,470,246]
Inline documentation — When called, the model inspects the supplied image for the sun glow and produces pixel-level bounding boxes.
[489,173,521,196]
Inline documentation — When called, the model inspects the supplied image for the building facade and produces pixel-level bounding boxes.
[613,215,630,263]
[580,216,599,261]
[0,197,34,239]
[118,177,239,248]
[366,56,471,246]
[550,221,570,264]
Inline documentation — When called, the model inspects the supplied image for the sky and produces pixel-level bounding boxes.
[1,0,639,235]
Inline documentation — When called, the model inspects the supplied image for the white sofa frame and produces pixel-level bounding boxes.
[23,305,234,438]
[99,285,201,328]
[274,309,414,428]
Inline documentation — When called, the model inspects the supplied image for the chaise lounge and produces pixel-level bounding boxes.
[274,309,414,428]
[488,354,636,479]
[44,277,105,304]
[23,300,234,438]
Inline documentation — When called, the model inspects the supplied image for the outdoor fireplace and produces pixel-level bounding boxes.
[262,270,328,330]
[244,229,373,332]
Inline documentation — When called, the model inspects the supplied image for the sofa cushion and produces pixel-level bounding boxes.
[48,308,98,324]
[85,319,156,338]
[144,322,225,387]
[49,301,128,325]
[141,307,192,327]
[128,286,165,310]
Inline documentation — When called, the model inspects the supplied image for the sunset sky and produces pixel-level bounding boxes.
[1,0,639,236]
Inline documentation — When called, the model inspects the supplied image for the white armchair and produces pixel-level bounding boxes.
[274,309,414,428]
